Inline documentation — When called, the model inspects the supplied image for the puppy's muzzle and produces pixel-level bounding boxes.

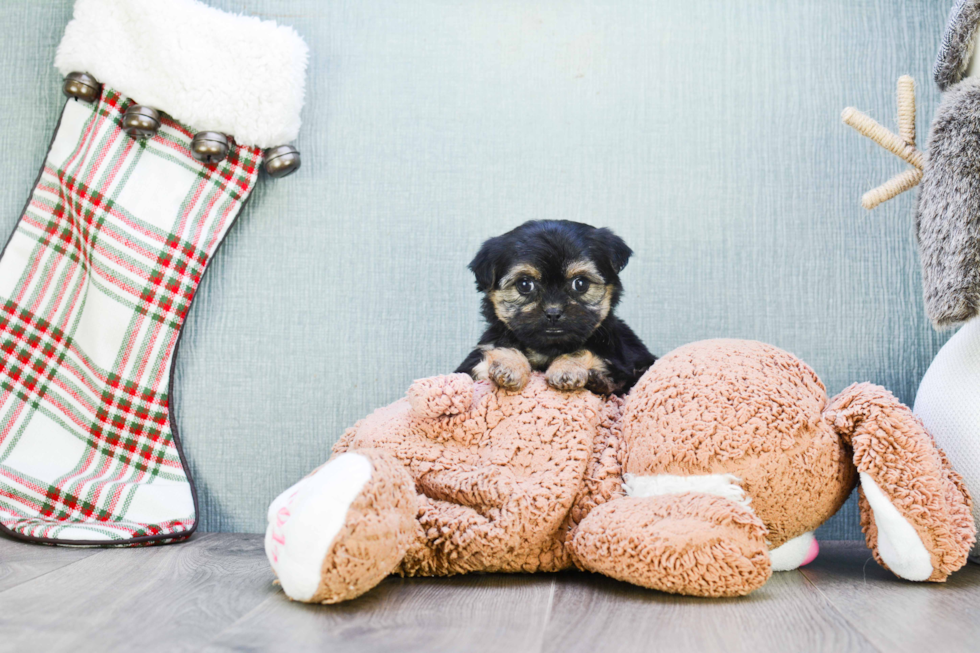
[544,306,564,324]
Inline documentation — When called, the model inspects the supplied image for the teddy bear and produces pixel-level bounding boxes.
[264,339,975,603]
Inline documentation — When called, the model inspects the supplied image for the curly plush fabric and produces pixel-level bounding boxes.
[264,450,420,604]
[563,394,626,547]
[309,451,419,604]
[621,340,855,548]
[335,374,608,575]
[267,340,975,602]
[572,494,771,598]
[827,384,975,580]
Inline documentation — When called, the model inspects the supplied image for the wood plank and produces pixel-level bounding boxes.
[205,573,556,653]
[0,533,277,653]
[0,532,104,593]
[3,535,975,653]
[801,541,980,653]
[541,568,875,653]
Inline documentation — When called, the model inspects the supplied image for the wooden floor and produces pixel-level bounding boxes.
[0,534,977,652]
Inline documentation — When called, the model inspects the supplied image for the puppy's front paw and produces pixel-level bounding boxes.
[484,348,531,391]
[585,370,618,395]
[546,356,590,391]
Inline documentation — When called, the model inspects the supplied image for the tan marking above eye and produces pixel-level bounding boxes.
[499,263,542,288]
[491,285,533,305]
[564,259,604,283]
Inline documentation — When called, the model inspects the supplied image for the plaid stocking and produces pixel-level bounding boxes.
[0,0,307,545]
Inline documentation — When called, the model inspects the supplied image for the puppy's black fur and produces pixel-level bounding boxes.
[456,220,656,395]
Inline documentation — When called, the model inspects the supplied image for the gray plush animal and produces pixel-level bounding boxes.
[844,0,980,328]
[935,0,980,92]
[843,1,980,561]
[919,0,980,328]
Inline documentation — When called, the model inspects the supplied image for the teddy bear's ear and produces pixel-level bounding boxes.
[407,374,475,419]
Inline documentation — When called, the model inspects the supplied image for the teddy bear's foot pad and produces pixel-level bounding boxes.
[829,382,975,581]
[265,450,419,603]
[571,494,772,597]
[860,472,933,581]
[265,453,373,601]
[769,531,819,572]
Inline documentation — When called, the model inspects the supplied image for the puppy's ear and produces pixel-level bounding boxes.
[591,228,633,273]
[468,237,503,292]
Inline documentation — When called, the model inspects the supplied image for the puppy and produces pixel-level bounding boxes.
[456,220,656,395]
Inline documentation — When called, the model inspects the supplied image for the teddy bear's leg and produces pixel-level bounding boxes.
[826,383,976,582]
[570,493,772,597]
[264,449,419,604]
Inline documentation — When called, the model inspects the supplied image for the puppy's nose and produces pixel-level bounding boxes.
[544,306,564,323]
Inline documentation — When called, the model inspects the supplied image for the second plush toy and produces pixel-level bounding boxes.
[265,340,975,603]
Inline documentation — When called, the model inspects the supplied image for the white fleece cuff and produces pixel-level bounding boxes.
[623,473,753,509]
[55,0,308,149]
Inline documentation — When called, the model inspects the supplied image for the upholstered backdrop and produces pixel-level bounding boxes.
[0,0,952,536]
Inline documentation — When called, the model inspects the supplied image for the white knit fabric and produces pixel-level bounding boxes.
[915,316,980,560]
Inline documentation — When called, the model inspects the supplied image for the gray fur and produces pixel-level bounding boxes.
[917,78,980,327]
[935,0,980,91]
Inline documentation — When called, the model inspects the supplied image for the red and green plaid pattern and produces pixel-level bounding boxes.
[0,87,262,544]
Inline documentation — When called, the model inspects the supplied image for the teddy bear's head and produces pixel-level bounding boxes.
[620,339,856,547]
[335,372,610,476]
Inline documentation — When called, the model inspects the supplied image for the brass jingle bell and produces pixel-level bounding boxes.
[190,131,229,164]
[263,145,301,178]
[122,105,161,139]
[63,72,101,103]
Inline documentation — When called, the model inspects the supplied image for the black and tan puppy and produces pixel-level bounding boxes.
[456,220,656,395]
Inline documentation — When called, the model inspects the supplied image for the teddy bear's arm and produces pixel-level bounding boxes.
[403,466,533,573]
[409,464,579,571]
[415,496,521,550]
[416,465,515,512]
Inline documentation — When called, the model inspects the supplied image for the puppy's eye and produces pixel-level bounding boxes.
[516,278,536,295]
[571,277,591,294]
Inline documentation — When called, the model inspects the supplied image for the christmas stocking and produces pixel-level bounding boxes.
[0,0,307,545]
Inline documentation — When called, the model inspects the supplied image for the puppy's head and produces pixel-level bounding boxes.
[469,220,632,352]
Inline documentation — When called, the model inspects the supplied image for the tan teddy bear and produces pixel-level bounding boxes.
[265,340,975,602]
